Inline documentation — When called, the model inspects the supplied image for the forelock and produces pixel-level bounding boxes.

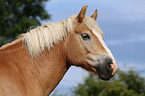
[83,16,103,36]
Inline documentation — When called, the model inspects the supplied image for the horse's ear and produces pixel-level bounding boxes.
[91,9,98,21]
[77,5,88,22]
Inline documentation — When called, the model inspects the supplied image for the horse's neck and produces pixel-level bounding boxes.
[0,40,69,96]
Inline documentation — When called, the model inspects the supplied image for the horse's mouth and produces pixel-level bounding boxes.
[96,67,113,80]
[90,65,113,81]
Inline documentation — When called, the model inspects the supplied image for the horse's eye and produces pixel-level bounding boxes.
[81,33,91,40]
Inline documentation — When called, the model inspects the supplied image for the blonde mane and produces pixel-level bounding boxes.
[23,15,76,57]
[0,15,103,57]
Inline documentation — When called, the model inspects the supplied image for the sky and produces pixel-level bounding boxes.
[41,0,145,95]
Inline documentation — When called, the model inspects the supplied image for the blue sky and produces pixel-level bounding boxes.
[42,0,145,95]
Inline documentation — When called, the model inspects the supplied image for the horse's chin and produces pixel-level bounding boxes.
[97,68,112,81]
[90,67,113,81]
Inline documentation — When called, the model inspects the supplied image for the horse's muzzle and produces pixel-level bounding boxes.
[95,55,114,80]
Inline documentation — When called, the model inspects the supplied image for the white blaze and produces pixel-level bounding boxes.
[92,30,117,75]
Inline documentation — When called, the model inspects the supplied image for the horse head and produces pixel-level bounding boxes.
[65,5,117,80]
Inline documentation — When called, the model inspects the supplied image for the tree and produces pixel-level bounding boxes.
[0,0,51,46]
[71,69,145,96]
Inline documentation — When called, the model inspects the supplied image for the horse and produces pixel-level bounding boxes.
[0,5,117,96]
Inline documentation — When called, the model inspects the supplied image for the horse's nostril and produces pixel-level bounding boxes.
[97,58,100,62]
[108,61,113,65]
[108,62,113,69]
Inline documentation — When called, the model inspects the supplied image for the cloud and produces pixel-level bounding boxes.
[106,34,145,46]
[46,0,145,22]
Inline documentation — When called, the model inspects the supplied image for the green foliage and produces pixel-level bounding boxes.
[119,70,145,94]
[0,0,51,46]
[70,69,145,96]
